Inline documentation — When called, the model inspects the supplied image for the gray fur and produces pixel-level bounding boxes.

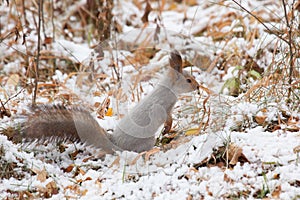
[22,51,199,153]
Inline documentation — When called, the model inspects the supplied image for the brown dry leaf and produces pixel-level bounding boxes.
[132,0,143,9]
[192,53,212,71]
[97,97,111,119]
[194,143,247,168]
[287,116,300,132]
[59,143,68,153]
[127,49,154,67]
[206,186,213,196]
[130,148,160,165]
[81,189,88,196]
[95,178,102,189]
[271,185,281,198]
[64,184,78,192]
[93,91,102,97]
[169,2,177,10]
[82,156,94,163]
[0,106,11,119]
[255,115,267,125]
[189,167,198,173]
[130,153,143,165]
[228,143,249,165]
[186,194,193,200]
[46,181,59,196]
[78,167,86,175]
[94,102,101,108]
[69,150,79,160]
[77,179,83,184]
[109,155,120,167]
[287,116,299,126]
[59,93,73,102]
[141,1,152,23]
[161,135,191,151]
[76,178,93,185]
[273,173,280,180]
[224,173,234,184]
[75,73,85,89]
[44,36,53,44]
[185,0,198,6]
[294,145,300,154]
[63,164,75,173]
[6,74,20,87]
[36,168,48,182]
[145,147,160,161]
[64,184,87,196]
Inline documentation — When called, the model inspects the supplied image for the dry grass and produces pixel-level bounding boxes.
[0,1,300,199]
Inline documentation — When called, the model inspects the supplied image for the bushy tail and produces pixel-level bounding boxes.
[22,105,83,141]
[10,105,116,153]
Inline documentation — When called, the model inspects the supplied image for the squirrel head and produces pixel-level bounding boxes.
[161,50,199,95]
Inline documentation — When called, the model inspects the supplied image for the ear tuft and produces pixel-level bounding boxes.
[169,50,183,73]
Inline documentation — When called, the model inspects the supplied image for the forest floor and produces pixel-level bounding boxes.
[0,0,299,199]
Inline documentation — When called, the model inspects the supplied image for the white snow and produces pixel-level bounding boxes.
[0,0,299,199]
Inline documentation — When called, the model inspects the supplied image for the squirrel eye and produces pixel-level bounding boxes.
[186,78,192,83]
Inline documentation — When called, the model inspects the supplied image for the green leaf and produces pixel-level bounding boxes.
[221,77,241,96]
[248,70,262,80]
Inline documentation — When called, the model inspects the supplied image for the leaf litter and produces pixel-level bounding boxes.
[0,0,300,199]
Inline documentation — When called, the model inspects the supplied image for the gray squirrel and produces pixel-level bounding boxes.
[21,50,199,153]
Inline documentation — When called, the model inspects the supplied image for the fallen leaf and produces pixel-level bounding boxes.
[294,145,300,153]
[46,181,59,196]
[271,185,281,198]
[63,164,75,173]
[185,128,200,136]
[228,143,246,165]
[82,156,94,163]
[224,173,234,183]
[97,97,111,119]
[36,169,48,182]
[69,150,79,160]
[44,37,53,44]
[78,167,86,175]
[145,147,160,161]
[6,74,20,87]
[141,1,152,23]
[273,173,280,179]
[105,107,113,116]
[255,115,267,125]
[109,155,120,167]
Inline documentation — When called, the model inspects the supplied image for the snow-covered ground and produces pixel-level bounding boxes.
[0,0,299,199]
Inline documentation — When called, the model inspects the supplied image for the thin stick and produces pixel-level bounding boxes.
[231,0,289,44]
[282,0,296,100]
[32,0,43,106]
[3,89,24,106]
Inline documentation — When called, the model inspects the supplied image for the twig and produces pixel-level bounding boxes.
[282,0,296,100]
[41,0,46,39]
[231,0,289,44]
[32,0,43,106]
[3,89,24,106]
[51,0,55,42]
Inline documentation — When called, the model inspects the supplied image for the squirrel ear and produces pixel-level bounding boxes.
[169,50,183,73]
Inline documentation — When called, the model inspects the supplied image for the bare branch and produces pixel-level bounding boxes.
[32,0,43,106]
[232,0,289,44]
